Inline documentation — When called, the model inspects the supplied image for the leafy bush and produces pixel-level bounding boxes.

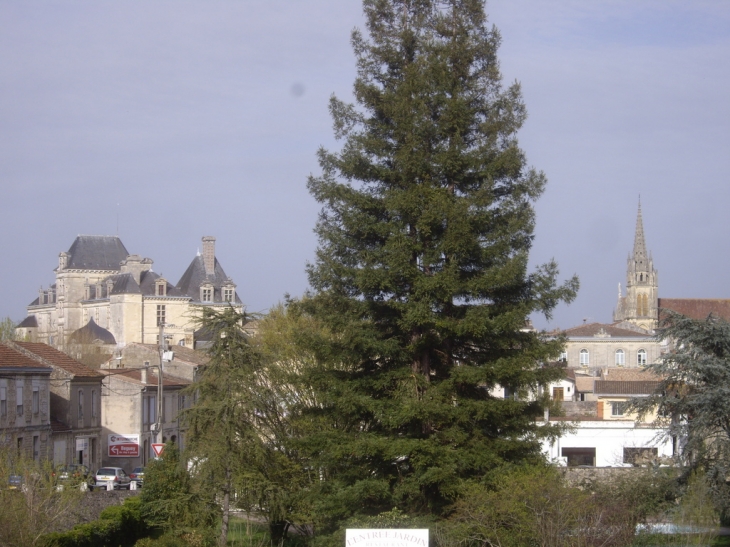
[40,496,150,547]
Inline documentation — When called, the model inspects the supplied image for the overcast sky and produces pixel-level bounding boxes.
[1,1,728,330]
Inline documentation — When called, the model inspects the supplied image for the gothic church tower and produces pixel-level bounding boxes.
[613,201,659,331]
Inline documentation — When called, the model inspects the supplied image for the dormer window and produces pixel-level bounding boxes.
[222,279,236,302]
[156,279,167,297]
[201,284,213,302]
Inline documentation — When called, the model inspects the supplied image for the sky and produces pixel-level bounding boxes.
[1,1,729,331]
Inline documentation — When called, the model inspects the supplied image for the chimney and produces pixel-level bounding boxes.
[141,368,147,384]
[58,252,68,270]
[202,236,216,276]
[119,255,153,285]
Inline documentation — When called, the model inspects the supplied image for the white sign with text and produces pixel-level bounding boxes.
[346,529,428,547]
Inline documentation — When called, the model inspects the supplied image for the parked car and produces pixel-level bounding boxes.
[129,466,145,487]
[7,474,22,490]
[54,464,92,487]
[93,467,131,490]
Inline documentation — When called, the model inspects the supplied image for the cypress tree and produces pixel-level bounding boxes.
[302,0,578,523]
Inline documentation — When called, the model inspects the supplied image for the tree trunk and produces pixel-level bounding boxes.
[218,468,231,547]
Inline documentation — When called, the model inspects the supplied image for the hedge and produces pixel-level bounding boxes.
[40,496,151,547]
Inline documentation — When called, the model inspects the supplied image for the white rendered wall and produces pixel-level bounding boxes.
[542,420,673,467]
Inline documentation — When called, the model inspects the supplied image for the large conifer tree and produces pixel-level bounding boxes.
[302,0,578,524]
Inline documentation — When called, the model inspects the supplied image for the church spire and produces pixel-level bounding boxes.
[633,199,649,272]
[614,198,658,330]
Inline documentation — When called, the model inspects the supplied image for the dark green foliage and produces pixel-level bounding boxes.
[139,442,217,539]
[300,0,577,528]
[632,312,730,516]
[183,307,308,546]
[41,496,149,547]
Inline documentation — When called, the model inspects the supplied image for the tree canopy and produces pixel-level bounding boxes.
[300,0,577,529]
[634,312,730,512]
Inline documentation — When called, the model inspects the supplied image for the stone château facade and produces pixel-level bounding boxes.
[16,235,243,350]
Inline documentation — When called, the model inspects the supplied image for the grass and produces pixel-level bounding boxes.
[632,533,730,547]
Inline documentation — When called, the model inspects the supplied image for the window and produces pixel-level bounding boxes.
[78,389,84,422]
[33,435,39,461]
[91,390,97,418]
[223,287,234,302]
[156,281,166,296]
[561,447,595,467]
[579,349,589,366]
[637,349,647,366]
[0,385,6,417]
[16,385,23,416]
[32,386,39,414]
[623,447,658,465]
[201,286,213,302]
[156,305,166,327]
[611,401,627,416]
[615,349,625,366]
[558,351,567,362]
[143,396,157,426]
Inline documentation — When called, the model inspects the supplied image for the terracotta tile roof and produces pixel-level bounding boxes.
[102,369,190,388]
[13,342,103,379]
[0,344,52,371]
[600,368,663,382]
[575,377,595,393]
[659,299,730,321]
[136,344,209,366]
[561,322,652,338]
[594,380,660,395]
[51,419,71,432]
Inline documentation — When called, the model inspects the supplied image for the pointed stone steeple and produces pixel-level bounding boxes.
[613,199,659,331]
[632,200,649,273]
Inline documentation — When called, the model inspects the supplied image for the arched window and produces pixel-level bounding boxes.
[637,349,647,366]
[615,349,625,366]
[580,349,589,366]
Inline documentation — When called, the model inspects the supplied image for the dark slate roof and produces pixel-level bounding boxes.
[17,316,38,328]
[659,299,730,321]
[68,318,117,345]
[66,235,129,271]
[594,380,660,395]
[176,255,241,303]
[0,344,52,372]
[107,273,141,295]
[562,322,652,338]
[138,270,182,297]
[14,342,103,379]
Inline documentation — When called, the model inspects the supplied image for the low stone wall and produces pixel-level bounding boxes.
[560,401,597,417]
[561,465,678,486]
[54,489,140,533]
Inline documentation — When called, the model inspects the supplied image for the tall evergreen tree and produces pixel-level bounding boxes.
[302,0,578,525]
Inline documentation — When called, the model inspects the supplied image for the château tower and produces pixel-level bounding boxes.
[613,201,659,331]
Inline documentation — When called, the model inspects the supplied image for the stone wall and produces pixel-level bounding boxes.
[54,489,140,533]
[561,401,597,417]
